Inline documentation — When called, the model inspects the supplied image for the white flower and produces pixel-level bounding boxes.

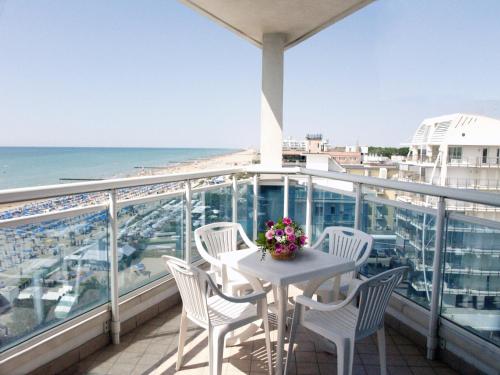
[276,236,286,243]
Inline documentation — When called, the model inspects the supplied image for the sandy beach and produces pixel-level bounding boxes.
[135,148,258,176]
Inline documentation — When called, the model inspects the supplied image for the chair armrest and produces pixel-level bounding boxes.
[347,278,363,295]
[296,278,362,312]
[295,295,354,311]
[205,273,266,304]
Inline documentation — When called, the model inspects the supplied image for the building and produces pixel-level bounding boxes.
[396,113,500,341]
[282,134,330,164]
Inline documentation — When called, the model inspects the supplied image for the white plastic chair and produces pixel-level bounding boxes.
[286,266,408,375]
[163,256,273,375]
[194,222,257,295]
[296,226,373,302]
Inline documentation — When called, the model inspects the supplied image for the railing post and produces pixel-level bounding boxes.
[305,175,312,244]
[283,175,289,218]
[108,189,120,345]
[427,196,446,360]
[232,175,238,223]
[185,180,192,263]
[252,174,259,240]
[354,183,363,230]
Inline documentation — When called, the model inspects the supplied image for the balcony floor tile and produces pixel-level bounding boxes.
[70,303,455,375]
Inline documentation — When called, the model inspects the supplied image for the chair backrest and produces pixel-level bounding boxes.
[163,256,209,327]
[194,222,240,261]
[355,267,407,339]
[313,227,373,278]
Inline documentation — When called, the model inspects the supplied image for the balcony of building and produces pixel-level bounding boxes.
[1,1,500,374]
[0,167,499,375]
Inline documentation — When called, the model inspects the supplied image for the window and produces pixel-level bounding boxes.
[482,148,488,163]
[448,146,462,161]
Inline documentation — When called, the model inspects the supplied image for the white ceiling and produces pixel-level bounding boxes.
[180,0,374,49]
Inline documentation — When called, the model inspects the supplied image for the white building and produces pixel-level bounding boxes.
[396,113,500,333]
[399,113,500,215]
[401,113,500,192]
[282,137,306,151]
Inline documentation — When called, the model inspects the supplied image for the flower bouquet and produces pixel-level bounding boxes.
[256,217,307,260]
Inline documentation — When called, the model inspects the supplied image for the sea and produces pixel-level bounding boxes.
[0,147,236,190]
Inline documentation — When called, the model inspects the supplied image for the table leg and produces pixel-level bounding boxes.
[276,285,288,375]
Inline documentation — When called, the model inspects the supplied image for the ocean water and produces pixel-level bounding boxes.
[0,147,236,190]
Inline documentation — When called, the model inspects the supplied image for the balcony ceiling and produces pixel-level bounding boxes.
[180,0,373,49]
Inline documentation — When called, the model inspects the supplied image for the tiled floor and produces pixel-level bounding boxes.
[73,304,457,375]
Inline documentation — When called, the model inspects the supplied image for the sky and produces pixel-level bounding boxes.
[0,0,499,148]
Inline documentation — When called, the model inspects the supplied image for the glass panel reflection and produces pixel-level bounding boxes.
[117,196,184,295]
[0,210,109,352]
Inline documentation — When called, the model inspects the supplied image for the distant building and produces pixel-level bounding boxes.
[329,150,362,165]
[305,134,329,153]
[282,137,306,152]
[283,134,329,164]
[396,113,500,331]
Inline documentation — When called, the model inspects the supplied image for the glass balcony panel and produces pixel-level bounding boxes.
[288,183,306,229]
[191,186,233,261]
[117,195,184,295]
[258,185,284,232]
[361,200,437,309]
[0,209,110,353]
[442,216,500,346]
[311,186,355,243]
[237,182,254,238]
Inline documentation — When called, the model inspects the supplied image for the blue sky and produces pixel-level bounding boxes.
[0,0,499,148]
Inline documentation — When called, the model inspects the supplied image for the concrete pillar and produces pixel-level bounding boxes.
[260,33,285,167]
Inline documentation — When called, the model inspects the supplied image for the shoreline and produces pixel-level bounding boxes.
[0,149,258,217]
[135,148,257,177]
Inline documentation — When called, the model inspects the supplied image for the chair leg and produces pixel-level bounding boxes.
[176,307,188,371]
[284,306,300,375]
[209,328,225,375]
[377,327,387,375]
[337,338,354,375]
[261,301,273,375]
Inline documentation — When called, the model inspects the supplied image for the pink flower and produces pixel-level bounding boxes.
[284,226,294,235]
[265,230,275,240]
[299,235,307,245]
[283,217,292,225]
[275,243,283,253]
[289,243,297,252]
[281,245,289,254]
[287,234,296,242]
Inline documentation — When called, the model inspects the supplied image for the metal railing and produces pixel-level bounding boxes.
[0,165,499,365]
[447,156,500,168]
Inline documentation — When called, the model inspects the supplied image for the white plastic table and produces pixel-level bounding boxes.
[219,247,355,374]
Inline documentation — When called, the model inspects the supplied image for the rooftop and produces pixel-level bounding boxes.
[410,113,500,147]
